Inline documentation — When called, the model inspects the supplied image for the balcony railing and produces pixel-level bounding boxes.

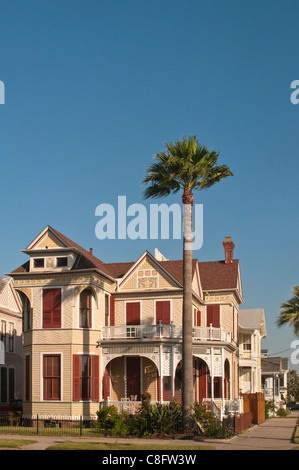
[100,322,231,343]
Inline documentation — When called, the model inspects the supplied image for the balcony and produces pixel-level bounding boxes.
[100,322,232,343]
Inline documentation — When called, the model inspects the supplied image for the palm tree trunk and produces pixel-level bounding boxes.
[182,188,194,430]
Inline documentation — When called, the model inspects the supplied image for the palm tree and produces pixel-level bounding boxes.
[142,135,233,429]
[277,286,299,336]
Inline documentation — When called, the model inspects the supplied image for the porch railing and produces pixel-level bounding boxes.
[101,322,231,343]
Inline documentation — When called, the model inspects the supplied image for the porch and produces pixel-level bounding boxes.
[100,322,232,343]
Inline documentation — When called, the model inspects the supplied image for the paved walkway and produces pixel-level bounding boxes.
[0,414,298,451]
[205,414,299,450]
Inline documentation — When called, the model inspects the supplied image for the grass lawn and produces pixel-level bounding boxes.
[0,438,37,449]
[46,441,215,451]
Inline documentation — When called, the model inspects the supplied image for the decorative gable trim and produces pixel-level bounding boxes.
[118,251,182,290]
[27,226,69,250]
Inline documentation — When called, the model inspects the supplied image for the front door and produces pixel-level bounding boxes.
[126,357,140,400]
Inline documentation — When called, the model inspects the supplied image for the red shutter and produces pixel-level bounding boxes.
[156,301,170,324]
[73,355,80,401]
[194,309,201,326]
[92,355,99,402]
[207,305,220,328]
[43,288,61,328]
[52,289,61,328]
[43,289,53,328]
[126,302,140,325]
[110,296,115,326]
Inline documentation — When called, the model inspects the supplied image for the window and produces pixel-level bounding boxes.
[194,309,201,326]
[0,320,6,347]
[80,289,92,328]
[56,257,68,267]
[24,297,31,331]
[42,288,61,328]
[156,301,170,325]
[34,258,44,268]
[163,376,172,401]
[207,305,220,328]
[208,376,222,399]
[104,294,115,327]
[43,355,61,400]
[126,302,140,325]
[243,335,251,351]
[8,368,14,402]
[8,323,14,353]
[105,294,109,327]
[73,355,99,402]
[0,367,7,404]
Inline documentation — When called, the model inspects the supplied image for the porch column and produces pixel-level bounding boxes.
[221,348,225,400]
[171,345,175,401]
[159,344,163,402]
[211,347,214,400]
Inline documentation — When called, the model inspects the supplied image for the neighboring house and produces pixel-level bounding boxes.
[239,308,267,394]
[9,226,244,420]
[0,277,23,405]
[261,353,289,406]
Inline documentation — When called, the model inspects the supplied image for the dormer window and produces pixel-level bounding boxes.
[34,258,44,268]
[56,257,68,267]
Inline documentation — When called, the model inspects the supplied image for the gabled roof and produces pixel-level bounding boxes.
[10,227,242,300]
[117,251,186,289]
[197,259,240,291]
[239,308,267,337]
[0,277,22,314]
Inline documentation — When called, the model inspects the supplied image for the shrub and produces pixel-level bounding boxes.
[265,400,276,419]
[191,402,233,438]
[96,405,128,436]
[129,401,183,436]
[276,407,289,417]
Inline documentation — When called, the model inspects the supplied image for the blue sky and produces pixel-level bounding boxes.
[0,0,298,369]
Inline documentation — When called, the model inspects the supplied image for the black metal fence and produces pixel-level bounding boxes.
[0,411,251,438]
[0,413,100,437]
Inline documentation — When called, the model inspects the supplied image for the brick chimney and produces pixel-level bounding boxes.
[223,236,235,264]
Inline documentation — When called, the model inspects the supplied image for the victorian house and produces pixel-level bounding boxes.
[239,308,267,394]
[0,277,23,406]
[9,226,244,420]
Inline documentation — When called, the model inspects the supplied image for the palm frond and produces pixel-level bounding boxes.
[277,286,299,336]
[142,135,233,199]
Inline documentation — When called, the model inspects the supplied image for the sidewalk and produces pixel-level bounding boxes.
[205,415,299,450]
[0,415,298,451]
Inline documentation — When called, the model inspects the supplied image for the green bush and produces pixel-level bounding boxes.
[265,400,276,419]
[129,401,183,436]
[191,402,233,438]
[276,407,289,417]
[96,405,129,436]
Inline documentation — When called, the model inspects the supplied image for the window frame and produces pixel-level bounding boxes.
[42,354,61,401]
[79,289,92,329]
[33,258,45,268]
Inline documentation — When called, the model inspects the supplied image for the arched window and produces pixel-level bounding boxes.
[79,289,92,328]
